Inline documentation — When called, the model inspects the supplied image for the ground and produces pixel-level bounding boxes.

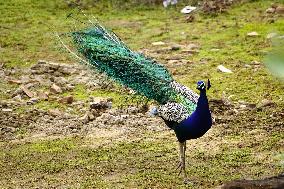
[0,0,284,188]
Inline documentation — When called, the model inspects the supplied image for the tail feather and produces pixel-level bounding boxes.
[69,23,197,113]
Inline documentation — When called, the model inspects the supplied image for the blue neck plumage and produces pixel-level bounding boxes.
[196,90,210,113]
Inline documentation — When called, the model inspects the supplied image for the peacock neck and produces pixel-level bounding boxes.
[196,90,209,112]
[200,90,206,96]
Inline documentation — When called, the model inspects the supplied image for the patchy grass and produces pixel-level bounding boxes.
[0,126,282,188]
[1,0,284,188]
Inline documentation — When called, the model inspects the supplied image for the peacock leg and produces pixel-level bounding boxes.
[177,141,190,184]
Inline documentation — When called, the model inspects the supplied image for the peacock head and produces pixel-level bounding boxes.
[197,79,211,91]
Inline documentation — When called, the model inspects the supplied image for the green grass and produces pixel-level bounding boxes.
[1,0,284,188]
[0,129,282,188]
[1,0,284,105]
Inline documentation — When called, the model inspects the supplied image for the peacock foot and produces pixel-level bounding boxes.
[183,178,193,185]
[176,161,186,176]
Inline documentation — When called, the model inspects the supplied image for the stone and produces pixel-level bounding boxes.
[54,77,68,86]
[90,97,112,110]
[181,44,200,54]
[171,44,181,51]
[50,83,62,94]
[48,109,63,117]
[127,106,140,114]
[152,41,166,46]
[210,48,220,52]
[8,79,22,84]
[13,95,22,101]
[155,47,171,53]
[275,6,284,14]
[11,88,24,98]
[59,96,74,104]
[2,108,13,112]
[58,66,77,75]
[20,85,34,98]
[80,113,89,123]
[38,60,47,65]
[168,59,179,64]
[187,43,199,50]
[38,92,49,100]
[266,7,276,13]
[181,6,196,14]
[247,31,259,37]
[239,104,247,109]
[219,174,284,189]
[181,49,199,54]
[88,110,97,121]
[217,65,233,73]
[251,60,261,65]
[27,98,39,105]
[258,99,275,108]
[48,62,60,70]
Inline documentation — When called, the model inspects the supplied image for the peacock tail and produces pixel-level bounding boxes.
[69,24,197,114]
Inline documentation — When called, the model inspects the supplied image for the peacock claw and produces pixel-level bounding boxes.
[183,178,193,185]
[176,161,185,176]
[176,161,181,171]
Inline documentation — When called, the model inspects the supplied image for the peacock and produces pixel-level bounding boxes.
[63,21,212,182]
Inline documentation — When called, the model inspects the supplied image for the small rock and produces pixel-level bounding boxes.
[38,92,49,100]
[275,6,284,14]
[80,113,89,123]
[155,47,171,53]
[251,60,261,65]
[181,44,199,54]
[27,98,39,105]
[171,45,181,51]
[217,65,233,73]
[2,108,13,112]
[90,97,112,110]
[20,85,34,98]
[266,7,276,13]
[48,62,60,70]
[59,96,74,104]
[244,64,252,68]
[152,41,166,46]
[38,60,47,65]
[167,59,179,65]
[12,95,22,102]
[247,31,259,37]
[121,114,129,119]
[50,83,62,94]
[219,174,284,189]
[210,48,220,52]
[181,6,196,14]
[239,104,247,109]
[181,49,199,54]
[8,79,22,84]
[66,84,75,91]
[266,33,278,39]
[187,43,199,50]
[88,111,96,121]
[58,66,77,75]
[48,109,63,117]
[127,106,140,114]
[165,55,182,60]
[258,99,275,108]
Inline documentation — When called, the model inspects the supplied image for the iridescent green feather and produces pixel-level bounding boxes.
[70,24,196,113]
